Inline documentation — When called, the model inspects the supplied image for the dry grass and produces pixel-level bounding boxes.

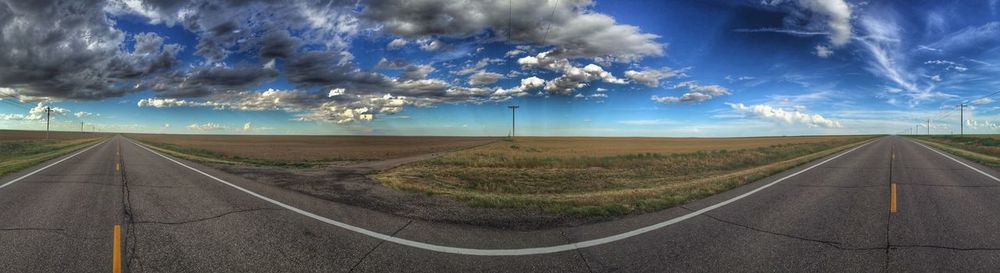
[125,133,498,165]
[1,130,107,177]
[911,135,1000,167]
[374,135,876,216]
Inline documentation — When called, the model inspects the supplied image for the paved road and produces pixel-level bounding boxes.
[1,135,999,272]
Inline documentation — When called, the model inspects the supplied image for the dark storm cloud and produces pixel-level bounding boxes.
[258,29,301,60]
[0,0,183,100]
[361,0,664,61]
[147,65,279,97]
[285,51,393,89]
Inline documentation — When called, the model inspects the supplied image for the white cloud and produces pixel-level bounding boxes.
[187,122,224,131]
[519,52,626,95]
[3,102,74,121]
[138,98,218,108]
[814,44,833,57]
[74,111,95,118]
[973,97,994,104]
[387,38,408,50]
[468,71,504,86]
[728,102,842,128]
[243,122,252,131]
[417,39,443,51]
[328,88,345,97]
[624,67,685,87]
[651,81,731,103]
[366,0,665,61]
[492,76,545,100]
[925,60,968,72]
[765,0,853,46]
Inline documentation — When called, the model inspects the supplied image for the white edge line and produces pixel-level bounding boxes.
[909,139,1000,182]
[0,140,107,190]
[129,137,875,256]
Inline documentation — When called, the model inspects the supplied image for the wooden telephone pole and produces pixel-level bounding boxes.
[507,105,519,139]
[960,103,965,135]
[45,106,52,139]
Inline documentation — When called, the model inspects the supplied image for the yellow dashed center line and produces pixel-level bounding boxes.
[890,183,897,213]
[112,224,122,273]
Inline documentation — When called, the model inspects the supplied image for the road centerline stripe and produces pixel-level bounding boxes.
[113,224,122,273]
[0,140,107,191]
[890,183,897,213]
[128,138,875,256]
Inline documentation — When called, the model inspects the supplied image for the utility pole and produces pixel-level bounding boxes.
[45,106,52,139]
[507,105,519,139]
[927,118,931,135]
[81,122,84,133]
[960,103,965,136]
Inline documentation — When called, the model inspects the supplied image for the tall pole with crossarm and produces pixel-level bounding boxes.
[508,105,519,139]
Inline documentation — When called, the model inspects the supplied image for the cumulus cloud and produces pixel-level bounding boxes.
[814,44,833,58]
[728,103,842,128]
[0,102,69,121]
[145,65,279,97]
[188,122,224,131]
[362,0,664,61]
[0,2,185,100]
[492,76,545,100]
[624,67,685,87]
[258,29,301,60]
[468,71,505,86]
[387,38,408,50]
[0,0,676,126]
[651,81,731,103]
[74,112,96,118]
[518,51,626,95]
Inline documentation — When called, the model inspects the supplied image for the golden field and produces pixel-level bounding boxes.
[374,135,876,216]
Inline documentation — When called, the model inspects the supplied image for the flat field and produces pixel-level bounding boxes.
[374,135,876,216]
[125,134,498,166]
[130,133,876,226]
[1,130,107,176]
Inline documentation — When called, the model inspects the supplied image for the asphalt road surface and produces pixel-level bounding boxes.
[2,135,999,272]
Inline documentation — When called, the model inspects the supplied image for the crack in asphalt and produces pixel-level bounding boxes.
[119,142,143,273]
[348,220,413,273]
[559,229,596,273]
[133,207,283,225]
[700,213,885,251]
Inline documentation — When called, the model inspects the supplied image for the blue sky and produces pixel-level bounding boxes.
[0,0,998,136]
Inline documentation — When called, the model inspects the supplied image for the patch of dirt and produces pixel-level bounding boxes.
[211,150,607,230]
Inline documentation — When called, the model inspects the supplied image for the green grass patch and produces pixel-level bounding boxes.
[0,138,106,177]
